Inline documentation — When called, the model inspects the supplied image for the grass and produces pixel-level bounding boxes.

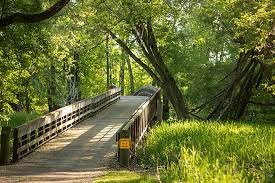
[94,171,156,183]
[140,120,275,182]
[0,112,41,157]
[7,111,41,128]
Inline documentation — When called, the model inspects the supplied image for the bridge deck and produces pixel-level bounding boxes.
[0,96,148,183]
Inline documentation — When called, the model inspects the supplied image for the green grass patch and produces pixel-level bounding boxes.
[140,120,275,182]
[94,171,156,183]
[8,111,41,128]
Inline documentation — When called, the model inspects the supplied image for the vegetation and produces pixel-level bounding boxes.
[0,0,274,126]
[8,111,41,128]
[94,171,156,183]
[0,0,274,181]
[140,120,275,182]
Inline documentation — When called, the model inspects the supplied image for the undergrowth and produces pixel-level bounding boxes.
[94,171,156,183]
[7,111,40,128]
[140,120,275,182]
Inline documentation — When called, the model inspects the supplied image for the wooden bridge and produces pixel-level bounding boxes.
[0,86,162,182]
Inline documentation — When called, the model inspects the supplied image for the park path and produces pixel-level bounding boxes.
[0,96,148,183]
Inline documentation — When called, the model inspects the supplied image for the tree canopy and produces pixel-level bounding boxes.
[0,0,274,124]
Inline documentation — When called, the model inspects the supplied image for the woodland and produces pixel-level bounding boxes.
[0,0,274,124]
[0,0,274,182]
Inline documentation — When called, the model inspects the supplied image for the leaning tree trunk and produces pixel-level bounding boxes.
[207,27,274,120]
[134,21,189,119]
[106,20,189,119]
[207,55,261,120]
[164,76,189,119]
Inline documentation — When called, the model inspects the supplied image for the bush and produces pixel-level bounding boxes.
[140,120,275,182]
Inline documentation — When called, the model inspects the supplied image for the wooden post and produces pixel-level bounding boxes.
[12,128,19,162]
[118,130,131,167]
[0,126,11,165]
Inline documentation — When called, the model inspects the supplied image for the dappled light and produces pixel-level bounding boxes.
[0,0,274,182]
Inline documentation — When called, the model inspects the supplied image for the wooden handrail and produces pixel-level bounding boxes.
[116,86,162,166]
[12,88,121,162]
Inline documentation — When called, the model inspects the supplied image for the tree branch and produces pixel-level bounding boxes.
[248,101,275,106]
[104,27,162,85]
[0,0,69,29]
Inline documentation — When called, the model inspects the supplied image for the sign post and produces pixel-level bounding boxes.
[118,130,131,167]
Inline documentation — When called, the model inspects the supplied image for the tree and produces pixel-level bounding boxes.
[188,0,275,120]
[90,0,190,119]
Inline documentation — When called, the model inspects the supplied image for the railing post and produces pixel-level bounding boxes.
[118,130,131,167]
[12,128,19,162]
[0,126,11,165]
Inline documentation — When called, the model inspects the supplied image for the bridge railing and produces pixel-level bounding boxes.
[10,88,121,162]
[116,86,162,166]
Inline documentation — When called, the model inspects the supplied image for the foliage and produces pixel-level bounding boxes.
[94,171,156,183]
[0,0,274,122]
[140,120,275,182]
[8,111,41,128]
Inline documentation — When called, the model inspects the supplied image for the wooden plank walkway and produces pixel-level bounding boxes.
[0,96,148,183]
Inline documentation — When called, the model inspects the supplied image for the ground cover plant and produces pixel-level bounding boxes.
[94,171,156,183]
[140,120,275,182]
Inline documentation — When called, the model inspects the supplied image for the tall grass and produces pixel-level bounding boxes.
[8,111,40,128]
[140,120,275,182]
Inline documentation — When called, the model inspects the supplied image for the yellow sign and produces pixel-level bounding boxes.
[119,138,131,149]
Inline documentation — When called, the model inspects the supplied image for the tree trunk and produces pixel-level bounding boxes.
[25,87,31,113]
[21,80,31,113]
[67,51,81,104]
[107,24,189,119]
[162,76,189,119]
[162,91,169,120]
[135,22,189,119]
[207,25,274,120]
[106,35,111,89]
[47,64,59,112]
[119,55,126,95]
[125,54,135,94]
[208,53,267,120]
